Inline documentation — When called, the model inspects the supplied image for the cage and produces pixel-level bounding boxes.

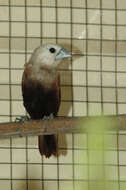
[0,0,126,189]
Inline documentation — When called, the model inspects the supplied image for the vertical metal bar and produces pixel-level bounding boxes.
[55,1,60,190]
[40,0,44,189]
[85,0,90,189]
[70,1,75,190]
[115,0,120,189]
[24,0,28,189]
[8,1,12,189]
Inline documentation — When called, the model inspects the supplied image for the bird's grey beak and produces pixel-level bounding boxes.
[56,48,71,61]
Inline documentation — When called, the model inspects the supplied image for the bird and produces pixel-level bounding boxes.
[21,44,71,158]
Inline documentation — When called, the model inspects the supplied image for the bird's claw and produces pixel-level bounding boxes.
[15,116,30,123]
[15,116,30,138]
[42,113,54,121]
[42,114,54,132]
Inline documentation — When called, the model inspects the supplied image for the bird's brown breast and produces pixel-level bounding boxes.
[22,63,61,119]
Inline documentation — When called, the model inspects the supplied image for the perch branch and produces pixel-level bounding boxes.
[0,115,125,138]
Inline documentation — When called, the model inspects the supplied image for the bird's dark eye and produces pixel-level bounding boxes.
[49,48,56,53]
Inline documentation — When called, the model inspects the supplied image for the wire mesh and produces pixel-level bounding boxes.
[0,0,126,189]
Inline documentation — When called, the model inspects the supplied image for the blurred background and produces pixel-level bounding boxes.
[0,0,126,189]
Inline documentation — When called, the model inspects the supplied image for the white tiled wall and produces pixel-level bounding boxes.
[0,0,126,190]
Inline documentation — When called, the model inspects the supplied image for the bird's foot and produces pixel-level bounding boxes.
[42,114,54,132]
[42,113,54,121]
[15,115,30,123]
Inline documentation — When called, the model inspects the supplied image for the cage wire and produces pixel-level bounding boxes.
[0,0,126,189]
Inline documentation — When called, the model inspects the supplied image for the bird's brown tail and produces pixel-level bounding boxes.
[38,135,58,158]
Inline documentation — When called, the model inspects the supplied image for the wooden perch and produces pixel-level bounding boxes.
[0,115,126,139]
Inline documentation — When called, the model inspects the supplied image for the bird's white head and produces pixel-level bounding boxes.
[29,44,71,68]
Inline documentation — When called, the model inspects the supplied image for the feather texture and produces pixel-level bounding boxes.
[22,62,61,157]
[22,44,70,157]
